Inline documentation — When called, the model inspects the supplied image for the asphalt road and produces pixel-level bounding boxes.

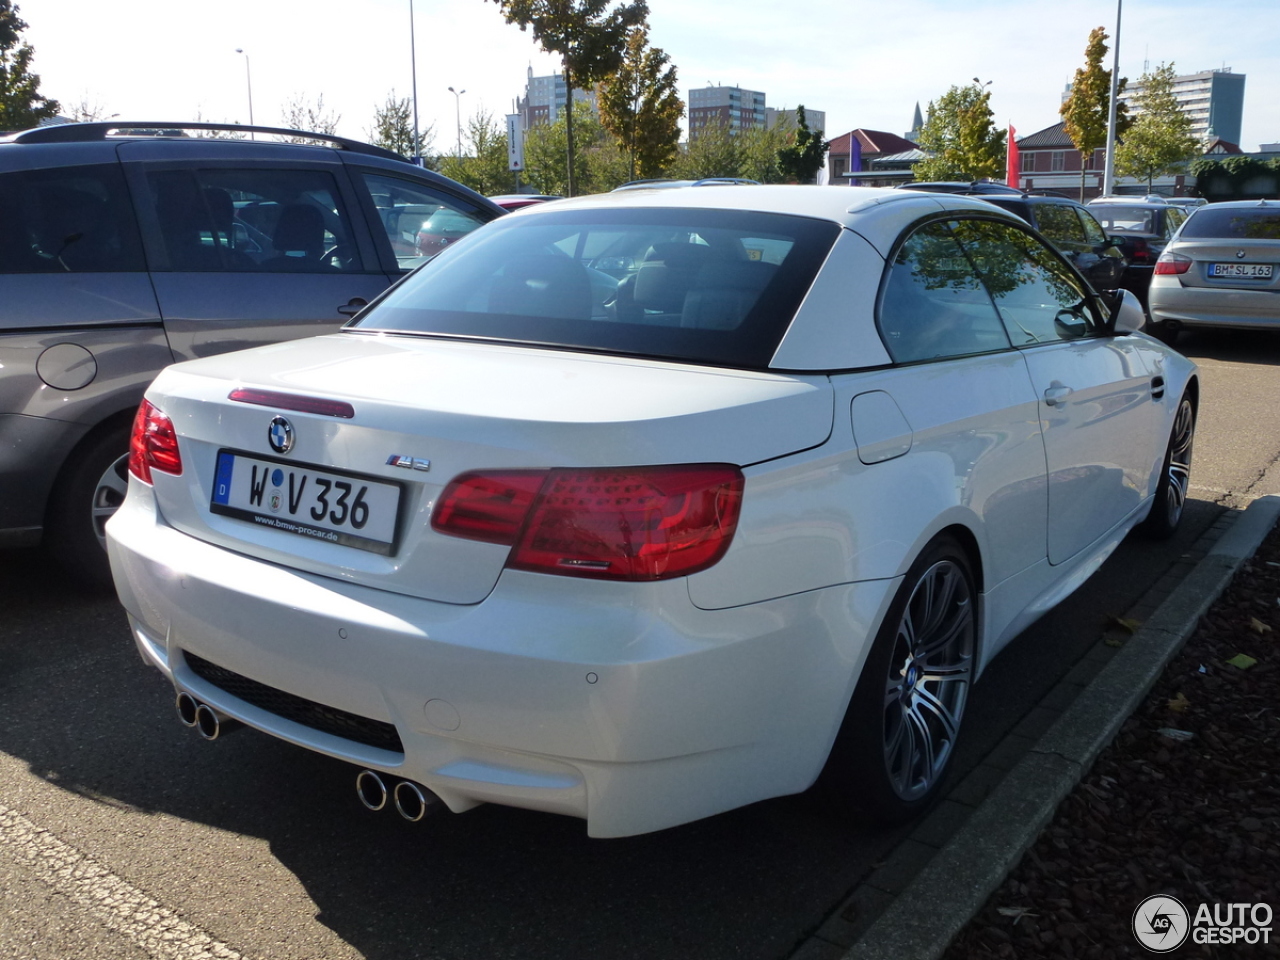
[2,328,1277,960]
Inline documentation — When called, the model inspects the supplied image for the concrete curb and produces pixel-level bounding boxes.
[840,495,1280,960]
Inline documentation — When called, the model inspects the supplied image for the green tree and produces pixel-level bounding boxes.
[280,93,340,141]
[1060,26,1130,201]
[368,91,435,163]
[487,0,647,196]
[0,0,58,131]
[596,26,682,180]
[913,81,1006,182]
[1115,63,1200,189]
[522,100,628,194]
[776,105,829,183]
[437,109,517,195]
[671,117,741,180]
[737,121,789,183]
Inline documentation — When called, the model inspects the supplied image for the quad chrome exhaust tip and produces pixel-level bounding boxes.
[356,770,442,821]
[174,692,242,741]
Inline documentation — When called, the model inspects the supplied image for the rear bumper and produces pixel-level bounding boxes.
[107,481,896,837]
[1149,282,1280,329]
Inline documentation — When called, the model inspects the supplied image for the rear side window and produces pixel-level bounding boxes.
[144,168,360,273]
[359,172,491,271]
[354,207,839,369]
[1180,207,1280,240]
[1035,203,1086,247]
[1077,208,1108,245]
[0,164,145,273]
[878,221,1011,363]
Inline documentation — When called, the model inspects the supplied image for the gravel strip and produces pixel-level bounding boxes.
[942,520,1280,958]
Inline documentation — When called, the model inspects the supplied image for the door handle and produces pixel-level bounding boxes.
[1043,384,1073,406]
[337,297,368,318]
[1151,375,1165,400]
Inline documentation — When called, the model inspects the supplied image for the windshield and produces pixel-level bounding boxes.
[1179,207,1280,240]
[353,207,840,368]
[1090,206,1158,234]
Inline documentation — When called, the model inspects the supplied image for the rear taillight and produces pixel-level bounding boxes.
[1127,238,1153,264]
[433,465,745,581]
[1154,253,1193,275]
[127,400,183,484]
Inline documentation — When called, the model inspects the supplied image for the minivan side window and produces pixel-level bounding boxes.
[359,173,491,271]
[950,219,1099,346]
[145,168,360,273]
[0,164,146,273]
[878,220,1012,363]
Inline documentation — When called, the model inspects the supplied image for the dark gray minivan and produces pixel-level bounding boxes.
[0,122,503,584]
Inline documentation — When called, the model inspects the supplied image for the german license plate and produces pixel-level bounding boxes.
[210,450,402,554]
[1208,262,1273,279]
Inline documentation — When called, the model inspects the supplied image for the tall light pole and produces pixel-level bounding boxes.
[1102,0,1123,196]
[448,86,465,157]
[235,48,255,139]
[409,0,421,164]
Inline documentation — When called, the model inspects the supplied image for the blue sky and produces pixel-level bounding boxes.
[20,0,1280,151]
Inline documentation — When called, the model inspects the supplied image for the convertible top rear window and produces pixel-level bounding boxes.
[352,207,840,368]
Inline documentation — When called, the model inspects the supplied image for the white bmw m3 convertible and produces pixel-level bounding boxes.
[107,185,1197,837]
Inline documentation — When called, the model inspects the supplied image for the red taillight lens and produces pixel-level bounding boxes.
[432,465,745,581]
[127,400,183,484]
[1154,253,1193,275]
[431,471,547,544]
[1128,238,1153,264]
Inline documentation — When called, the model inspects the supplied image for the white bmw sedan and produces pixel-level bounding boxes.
[107,186,1197,838]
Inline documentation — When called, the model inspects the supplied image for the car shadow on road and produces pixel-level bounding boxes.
[0,547,909,960]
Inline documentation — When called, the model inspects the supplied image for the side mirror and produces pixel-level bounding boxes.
[1101,288,1146,334]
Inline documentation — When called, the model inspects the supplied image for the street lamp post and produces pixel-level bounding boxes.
[409,0,421,164]
[448,86,465,157]
[1102,0,1123,196]
[235,48,255,139]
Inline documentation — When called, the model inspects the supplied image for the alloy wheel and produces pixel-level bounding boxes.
[91,453,130,551]
[882,559,974,802]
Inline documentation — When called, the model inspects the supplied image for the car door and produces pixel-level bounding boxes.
[121,143,390,362]
[951,218,1163,564]
[864,218,1049,586]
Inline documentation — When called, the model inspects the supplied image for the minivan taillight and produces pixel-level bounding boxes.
[1154,253,1193,275]
[432,465,745,581]
[128,400,183,484]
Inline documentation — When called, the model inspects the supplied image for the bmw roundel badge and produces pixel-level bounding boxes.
[268,416,295,454]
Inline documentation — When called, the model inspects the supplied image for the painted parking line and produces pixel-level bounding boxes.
[0,802,246,960]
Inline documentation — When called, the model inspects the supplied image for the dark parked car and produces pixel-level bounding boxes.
[898,183,1127,291]
[1087,197,1188,307]
[0,121,503,584]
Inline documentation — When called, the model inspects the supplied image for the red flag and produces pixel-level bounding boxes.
[1006,124,1020,190]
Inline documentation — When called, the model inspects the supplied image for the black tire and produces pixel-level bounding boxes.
[44,423,132,589]
[1150,320,1181,347]
[1138,392,1195,540]
[821,535,977,824]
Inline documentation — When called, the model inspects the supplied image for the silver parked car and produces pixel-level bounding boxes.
[0,121,502,584]
[1148,199,1280,343]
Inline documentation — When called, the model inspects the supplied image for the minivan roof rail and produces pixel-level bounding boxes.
[4,121,409,163]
